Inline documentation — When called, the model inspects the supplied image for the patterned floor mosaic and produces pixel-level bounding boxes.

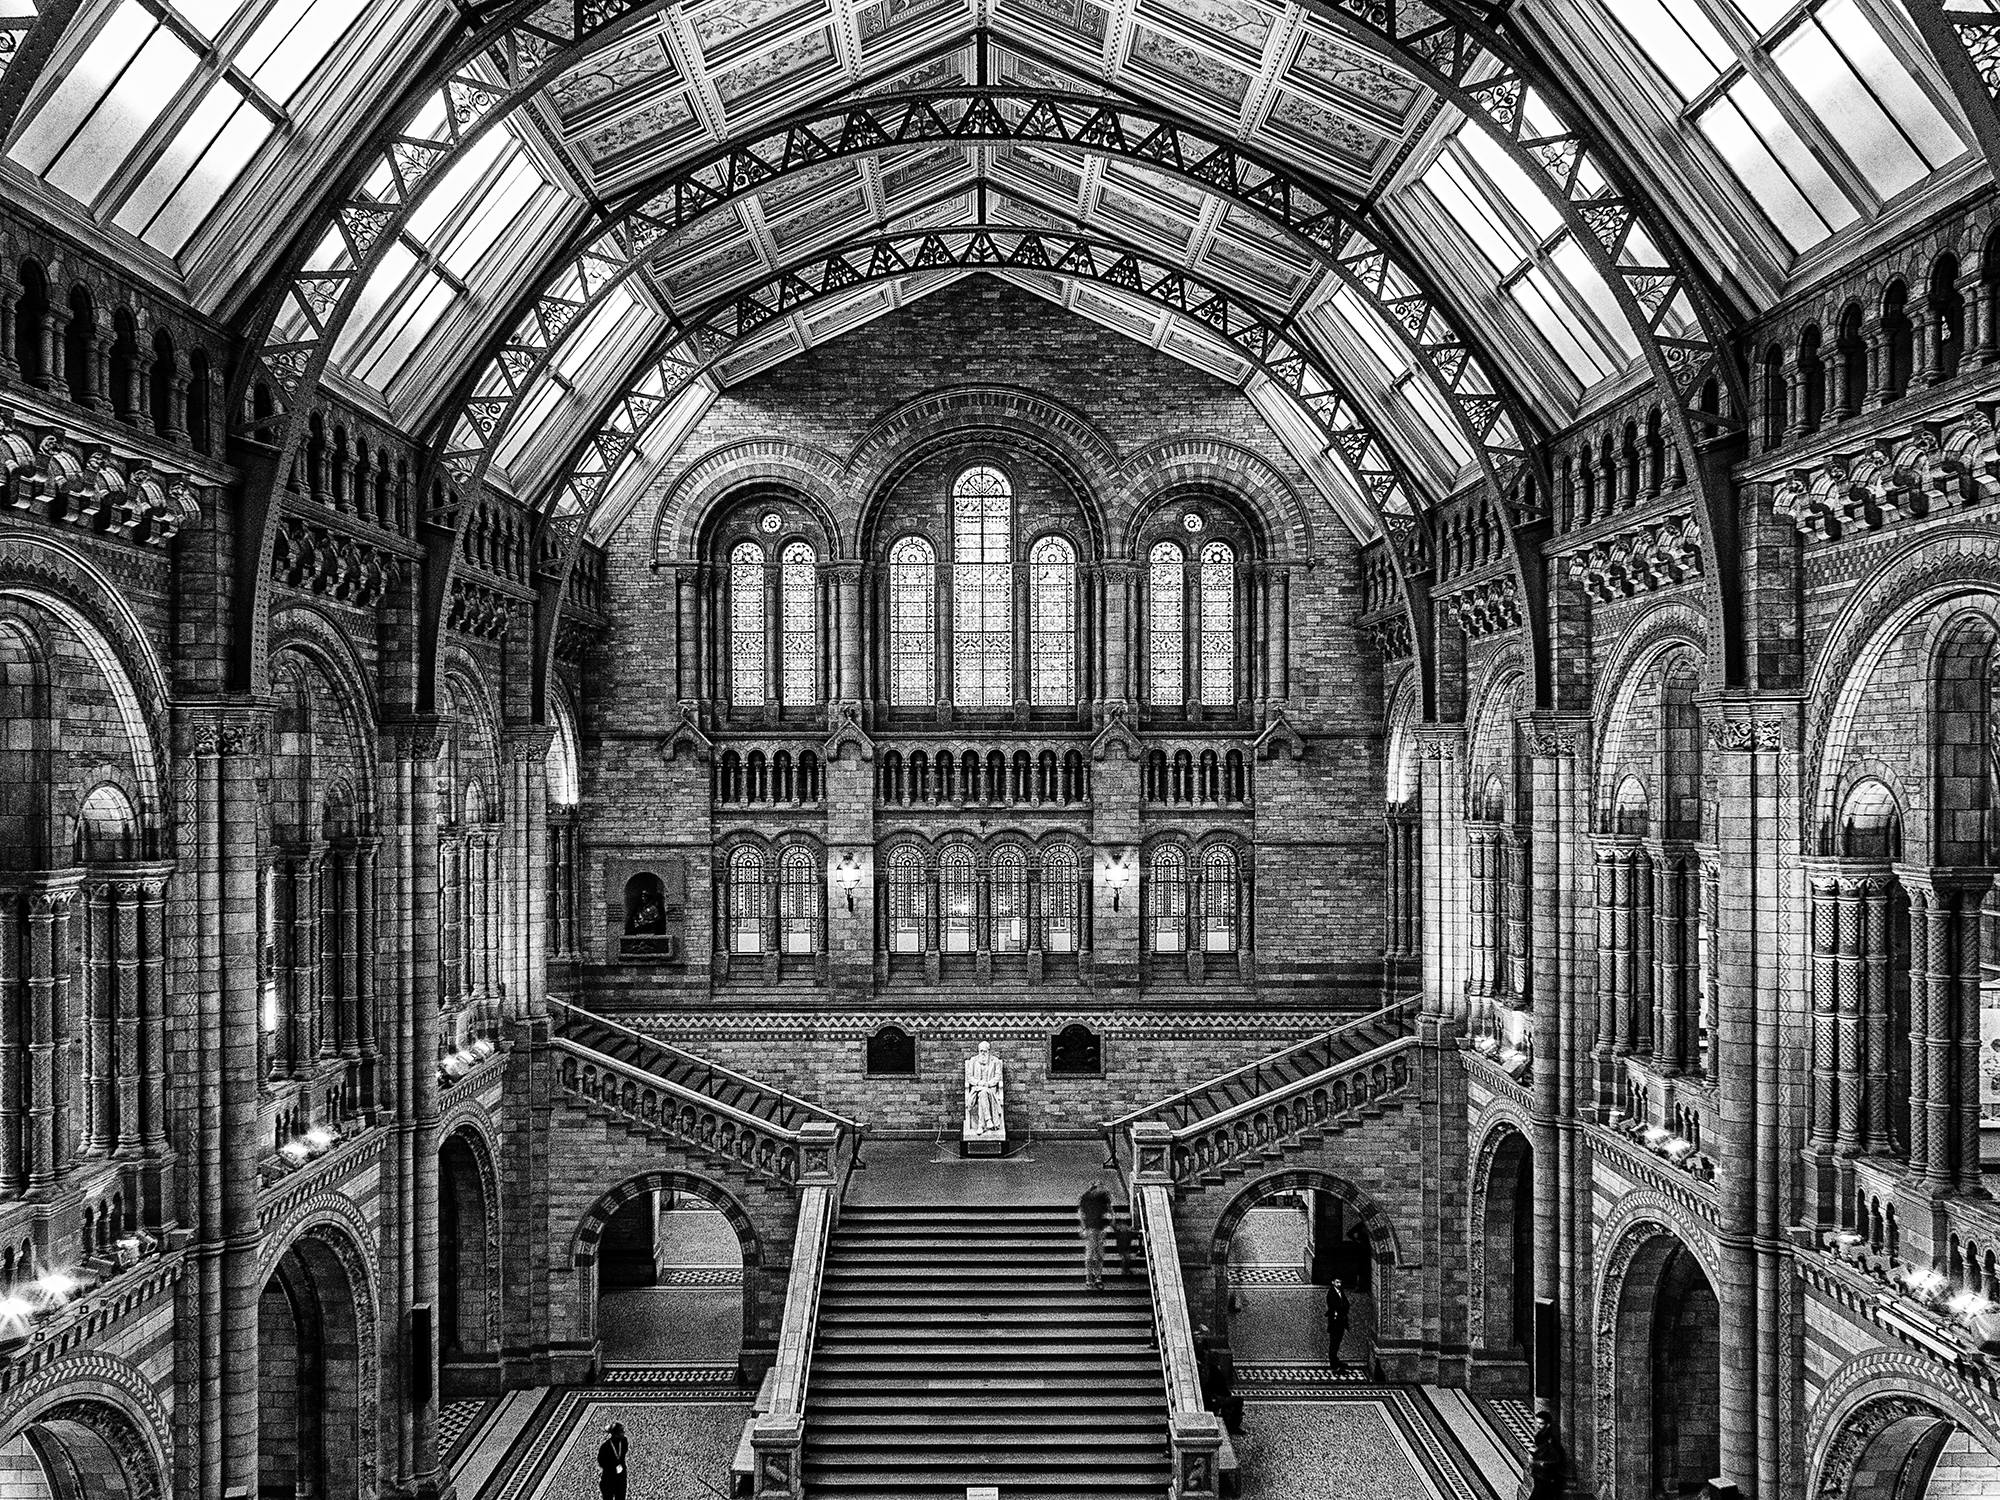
[1234,1392,1506,1500]
[1484,1397,1536,1456]
[440,1398,492,1461]
[475,1384,750,1500]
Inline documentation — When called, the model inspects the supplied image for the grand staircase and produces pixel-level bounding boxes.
[803,1201,1171,1498]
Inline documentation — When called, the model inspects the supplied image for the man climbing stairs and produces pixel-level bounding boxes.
[802,1201,1172,1497]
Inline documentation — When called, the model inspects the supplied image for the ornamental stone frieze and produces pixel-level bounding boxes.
[1438,574,1522,638]
[0,411,203,549]
[446,575,516,641]
[1770,412,2000,542]
[271,516,404,607]
[1363,612,1413,661]
[1565,514,1702,603]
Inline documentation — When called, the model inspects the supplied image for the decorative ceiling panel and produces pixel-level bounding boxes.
[1137,0,1275,59]
[690,0,827,62]
[547,28,681,125]
[1125,25,1253,111]
[712,26,840,110]
[1284,25,1420,124]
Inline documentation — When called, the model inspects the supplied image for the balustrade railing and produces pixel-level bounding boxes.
[752,1121,842,1499]
[1126,1122,1222,1500]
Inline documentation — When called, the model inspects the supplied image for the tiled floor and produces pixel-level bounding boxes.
[846,1137,1113,1207]
[597,1203,745,1367]
[468,1385,750,1500]
[1232,1391,1511,1500]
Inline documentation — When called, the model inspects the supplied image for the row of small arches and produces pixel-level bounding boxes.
[878,747,1087,806]
[716,750,824,805]
[1142,748,1249,805]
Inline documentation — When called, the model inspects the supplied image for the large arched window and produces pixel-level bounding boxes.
[1201,845,1239,953]
[1149,541,1185,706]
[1030,535,1076,706]
[889,536,935,706]
[1149,845,1187,953]
[730,541,765,707]
[1043,844,1080,953]
[952,466,1013,708]
[940,845,976,953]
[992,846,1027,952]
[1200,541,1235,709]
[779,845,817,953]
[887,847,926,952]
[727,846,764,954]
[781,541,817,706]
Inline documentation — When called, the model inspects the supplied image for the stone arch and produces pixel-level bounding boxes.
[268,606,381,814]
[1808,1350,2000,1499]
[0,1355,170,1500]
[1594,1211,1724,1499]
[1468,1111,1535,1387]
[1595,608,1706,834]
[650,439,848,562]
[1113,438,1314,563]
[1466,655,1524,820]
[439,1111,503,1385]
[1205,1168,1404,1343]
[1386,674,1421,807]
[567,1169,764,1361]
[256,1212,380,1500]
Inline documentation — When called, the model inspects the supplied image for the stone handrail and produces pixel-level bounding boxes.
[555,1036,810,1188]
[551,997,861,1133]
[752,1121,840,1499]
[1161,1035,1415,1186]
[1129,1122,1222,1500]
[1100,997,1416,1137]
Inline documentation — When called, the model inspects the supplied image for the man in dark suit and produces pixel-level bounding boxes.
[1325,1277,1351,1373]
[598,1419,630,1500]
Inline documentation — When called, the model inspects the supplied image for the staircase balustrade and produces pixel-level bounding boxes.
[1129,1121,1223,1500]
[753,1120,841,1500]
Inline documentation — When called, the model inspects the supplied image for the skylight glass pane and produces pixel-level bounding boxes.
[408,128,512,242]
[439,155,550,276]
[1511,269,1611,385]
[9,0,152,177]
[1721,0,1791,30]
[134,92,274,254]
[1327,286,1411,380]
[1400,377,1475,469]
[552,285,638,381]
[1458,129,1562,242]
[237,0,359,104]
[1549,237,1638,360]
[353,270,459,387]
[497,380,569,470]
[47,21,200,202]
[1423,155,1519,273]
[1808,0,1965,181]
[336,239,420,357]
[1696,78,1855,249]
[113,80,242,234]
[177,0,254,38]
[1603,0,1732,98]
[1773,12,1927,198]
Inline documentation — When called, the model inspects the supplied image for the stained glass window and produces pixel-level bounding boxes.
[1030,536,1077,707]
[779,846,816,954]
[781,541,817,706]
[1043,845,1079,953]
[1149,846,1188,953]
[888,847,926,953]
[1600,0,1964,252]
[1149,542,1185,707]
[952,467,1014,708]
[1200,542,1236,710]
[992,847,1027,953]
[889,537,935,706]
[728,846,764,955]
[940,846,976,953]
[1202,846,1239,953]
[730,541,765,707]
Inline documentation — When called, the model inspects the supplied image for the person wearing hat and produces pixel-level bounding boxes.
[598,1420,630,1500]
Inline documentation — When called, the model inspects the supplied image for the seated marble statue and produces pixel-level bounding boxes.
[963,1042,1005,1141]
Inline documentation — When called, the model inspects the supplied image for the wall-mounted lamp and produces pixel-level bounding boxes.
[833,853,864,913]
[1103,846,1133,912]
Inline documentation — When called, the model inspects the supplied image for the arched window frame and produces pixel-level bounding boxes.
[951,465,1015,709]
[778,844,818,954]
[727,845,765,955]
[991,845,1028,953]
[1029,533,1078,707]
[1148,540,1185,708]
[939,844,977,953]
[888,535,936,707]
[1042,843,1081,954]
[886,845,927,953]
[1148,844,1188,953]
[1199,540,1236,710]
[1200,844,1240,953]
[729,540,766,708]
[780,540,818,707]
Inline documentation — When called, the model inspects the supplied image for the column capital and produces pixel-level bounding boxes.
[501,725,556,766]
[824,559,864,582]
[384,715,447,762]
[1695,693,1802,752]
[177,700,272,757]
[1524,712,1589,760]
[1890,863,1996,901]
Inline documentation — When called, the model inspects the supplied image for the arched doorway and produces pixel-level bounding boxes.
[1603,1224,1720,1498]
[1208,1170,1399,1375]
[576,1173,758,1376]
[1818,1392,2000,1499]
[258,1230,373,1500]
[439,1126,500,1395]
[1473,1127,1533,1396]
[0,1402,162,1500]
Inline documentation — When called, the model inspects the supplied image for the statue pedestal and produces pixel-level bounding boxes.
[960,1127,1006,1159]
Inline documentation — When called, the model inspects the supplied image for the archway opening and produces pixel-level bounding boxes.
[595,1185,746,1371]
[1835,1403,2000,1498]
[257,1236,365,1500]
[0,1414,143,1500]
[1610,1232,1720,1498]
[1475,1130,1534,1397]
[440,1129,498,1397]
[1217,1182,1379,1373]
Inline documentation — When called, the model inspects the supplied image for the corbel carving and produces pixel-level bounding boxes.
[1091,702,1142,762]
[659,701,713,764]
[1254,707,1306,762]
[824,702,873,764]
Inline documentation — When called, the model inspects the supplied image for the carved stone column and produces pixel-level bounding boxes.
[1416,728,1468,1021]
[1898,866,1990,1197]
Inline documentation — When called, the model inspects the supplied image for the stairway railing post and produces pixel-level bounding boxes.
[751,1120,840,1500]
[1131,1122,1223,1500]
